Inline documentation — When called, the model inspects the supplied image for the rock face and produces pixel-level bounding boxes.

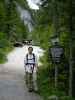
[16,3,35,32]
[26,0,41,10]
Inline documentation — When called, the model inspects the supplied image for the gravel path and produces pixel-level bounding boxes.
[0,64,42,100]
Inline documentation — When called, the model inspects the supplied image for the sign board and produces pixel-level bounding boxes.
[50,46,64,63]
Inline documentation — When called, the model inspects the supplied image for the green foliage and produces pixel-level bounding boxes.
[0,32,13,63]
[0,0,28,63]
[0,0,75,99]
[0,0,28,40]
[0,1,6,32]
[32,25,54,49]
[0,49,6,63]
[31,0,75,99]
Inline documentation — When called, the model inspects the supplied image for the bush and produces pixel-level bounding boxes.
[0,49,7,63]
[0,32,13,63]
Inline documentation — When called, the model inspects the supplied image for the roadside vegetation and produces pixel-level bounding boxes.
[31,0,75,99]
[0,0,28,63]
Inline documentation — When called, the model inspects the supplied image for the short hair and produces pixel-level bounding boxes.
[28,47,33,51]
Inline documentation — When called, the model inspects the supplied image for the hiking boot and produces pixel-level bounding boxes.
[28,88,33,92]
[33,88,38,93]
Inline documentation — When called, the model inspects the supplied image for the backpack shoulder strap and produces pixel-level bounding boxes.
[26,53,35,62]
[26,54,28,62]
[33,53,35,62]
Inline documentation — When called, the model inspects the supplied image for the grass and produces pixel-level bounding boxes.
[37,55,75,100]
[37,66,75,100]
[0,44,13,64]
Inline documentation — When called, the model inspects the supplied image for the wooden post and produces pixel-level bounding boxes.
[52,0,59,92]
[55,64,58,89]
[69,0,73,97]
[69,42,72,97]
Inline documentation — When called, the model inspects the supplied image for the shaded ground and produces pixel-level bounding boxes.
[0,64,42,100]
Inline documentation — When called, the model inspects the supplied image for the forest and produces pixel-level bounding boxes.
[0,0,75,100]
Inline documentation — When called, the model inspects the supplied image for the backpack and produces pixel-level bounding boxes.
[26,53,35,65]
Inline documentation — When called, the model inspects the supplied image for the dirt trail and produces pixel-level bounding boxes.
[0,64,42,100]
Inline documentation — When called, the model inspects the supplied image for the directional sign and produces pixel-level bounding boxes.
[50,46,64,63]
